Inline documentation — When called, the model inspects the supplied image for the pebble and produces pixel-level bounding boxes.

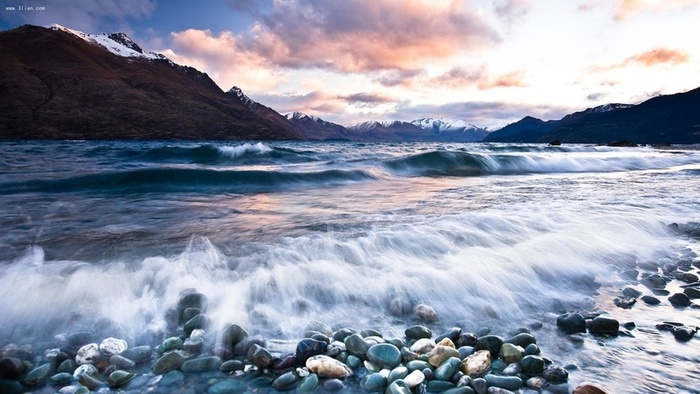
[556,313,586,334]
[461,350,491,378]
[367,343,402,369]
[526,376,548,389]
[669,293,692,307]
[296,338,328,364]
[543,364,569,382]
[305,355,352,378]
[152,350,187,374]
[434,357,462,381]
[471,377,488,394]
[181,356,222,372]
[414,304,439,322]
[520,355,545,376]
[588,316,619,335]
[475,335,503,357]
[107,370,134,387]
[504,333,536,348]
[405,325,432,340]
[361,372,388,391]
[272,370,300,390]
[429,345,462,367]
[484,374,523,391]
[345,333,370,357]
[499,343,524,363]
[109,354,136,369]
[572,382,610,394]
[622,287,642,298]
[0,357,26,379]
[220,323,249,347]
[613,297,636,309]
[410,338,436,354]
[436,327,462,344]
[672,326,697,341]
[122,345,152,364]
[297,373,320,393]
[75,343,100,365]
[387,379,412,394]
[388,366,409,383]
[404,369,425,387]
[72,363,97,379]
[641,295,661,305]
[48,372,73,386]
[99,337,127,356]
[683,287,700,299]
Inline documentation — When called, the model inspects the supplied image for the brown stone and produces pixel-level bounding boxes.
[573,382,610,394]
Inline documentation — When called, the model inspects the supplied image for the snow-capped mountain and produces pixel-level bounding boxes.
[49,24,167,60]
[411,117,480,133]
[228,86,257,110]
[282,111,348,139]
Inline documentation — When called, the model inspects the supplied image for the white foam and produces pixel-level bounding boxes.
[218,142,273,158]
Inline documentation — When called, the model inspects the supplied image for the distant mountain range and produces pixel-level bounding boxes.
[1,24,699,144]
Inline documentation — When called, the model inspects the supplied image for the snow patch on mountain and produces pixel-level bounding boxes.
[49,24,167,60]
[411,117,482,132]
[228,86,257,109]
[284,111,320,122]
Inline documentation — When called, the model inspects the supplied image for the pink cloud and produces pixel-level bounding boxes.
[615,0,700,20]
[591,47,690,71]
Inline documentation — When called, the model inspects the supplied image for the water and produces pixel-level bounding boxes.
[1,140,700,392]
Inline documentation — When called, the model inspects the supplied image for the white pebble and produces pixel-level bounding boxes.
[75,343,100,365]
[99,337,128,356]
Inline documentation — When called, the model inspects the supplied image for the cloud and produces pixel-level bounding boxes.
[591,47,690,71]
[0,0,155,32]
[250,90,396,117]
[494,0,531,22]
[615,0,700,20]
[376,66,527,90]
[338,93,395,104]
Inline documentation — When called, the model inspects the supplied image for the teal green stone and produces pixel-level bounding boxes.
[434,357,461,381]
[49,372,73,386]
[490,359,507,374]
[388,366,409,383]
[361,373,387,392]
[405,325,432,340]
[386,338,406,349]
[152,351,186,374]
[22,363,54,386]
[0,380,24,394]
[406,360,432,372]
[108,370,135,387]
[484,374,523,391]
[345,334,370,357]
[272,371,299,390]
[207,379,248,394]
[249,376,273,388]
[367,343,402,369]
[444,387,475,394]
[297,374,319,393]
[57,359,77,374]
[79,373,106,390]
[159,337,183,353]
[427,380,456,392]
[346,355,362,369]
[184,314,210,336]
[386,379,412,394]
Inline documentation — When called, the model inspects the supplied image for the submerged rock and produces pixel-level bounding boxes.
[669,293,692,307]
[556,313,586,334]
[641,295,661,305]
[588,316,619,335]
[414,304,439,322]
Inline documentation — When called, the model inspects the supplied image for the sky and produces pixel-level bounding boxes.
[1,0,699,129]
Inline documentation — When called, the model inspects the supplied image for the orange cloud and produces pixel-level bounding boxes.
[615,0,700,20]
[591,47,690,71]
[380,66,527,90]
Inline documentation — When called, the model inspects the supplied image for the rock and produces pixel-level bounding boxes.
[296,338,328,364]
[588,316,619,335]
[177,292,208,322]
[475,335,503,357]
[247,344,274,369]
[622,287,642,298]
[620,269,639,280]
[182,337,204,354]
[345,334,370,358]
[108,354,135,369]
[461,350,491,378]
[184,314,210,337]
[429,345,462,367]
[22,363,54,386]
[152,350,187,374]
[72,363,97,379]
[405,325,432,340]
[672,326,697,341]
[458,346,475,359]
[297,373,320,393]
[438,337,457,348]
[641,295,661,305]
[406,359,431,372]
[99,337,127,356]
[524,343,540,356]
[107,370,134,387]
[683,287,700,299]
[78,372,105,390]
[0,357,26,379]
[445,387,476,394]
[613,297,636,309]
[427,380,456,392]
[486,387,516,394]
[459,332,478,347]
[499,343,524,363]
[543,364,569,382]
[159,370,185,386]
[220,323,249,347]
[471,377,488,394]
[484,374,523,391]
[504,333,536,348]
[220,359,245,372]
[121,345,151,364]
[0,379,24,394]
[346,355,361,369]
[272,370,300,390]
[410,338,436,354]
[404,369,426,387]
[75,343,100,365]
[388,366,409,383]
[436,327,462,344]
[669,293,692,307]
[361,372,388,391]
[159,337,183,353]
[367,343,402,369]
[415,304,439,322]
[520,355,544,376]
[333,328,356,342]
[502,363,521,376]
[641,274,667,289]
[387,379,412,394]
[305,355,352,378]
[48,372,73,386]
[572,382,610,394]
[435,357,462,381]
[526,376,547,389]
[207,379,248,394]
[181,356,222,372]
[556,313,586,334]
[675,272,699,283]
[305,321,333,336]
[233,336,263,356]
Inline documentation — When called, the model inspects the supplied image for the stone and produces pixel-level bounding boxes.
[184,314,210,337]
[588,316,619,335]
[99,337,127,356]
[436,327,462,344]
[0,379,24,394]
[504,333,536,348]
[445,387,476,394]
[121,345,151,364]
[322,378,344,391]
[346,355,361,369]
[490,359,507,374]
[404,369,425,388]
[475,335,503,357]
[388,366,409,383]
[683,287,700,299]
[75,343,100,365]
[524,343,540,356]
[520,355,544,376]
[49,372,73,386]
[672,326,697,341]
[159,337,183,353]
[109,354,136,369]
[220,359,245,372]
[247,344,274,368]
[233,336,263,356]
[177,292,208,322]
[152,350,187,374]
[183,337,204,354]
[499,343,524,364]
[410,338,436,354]
[486,387,516,394]
[543,365,569,383]
[613,297,636,309]
[220,323,249,347]
[434,357,462,381]
[641,295,661,305]
[387,379,412,394]
[305,355,352,378]
[556,313,586,334]
[461,350,491,378]
[333,328,356,342]
[438,338,457,348]
[641,274,667,289]
[675,272,699,283]
[107,370,134,387]
[572,382,610,394]
[181,356,221,372]
[484,374,523,391]
[345,334,370,358]
[367,343,402,369]
[296,338,328,364]
[207,379,248,394]
[471,377,488,394]
[502,363,521,376]
[72,363,97,379]
[427,380,456,392]
[272,371,300,390]
[669,293,692,307]
[526,376,547,389]
[459,333,478,347]
[429,345,462,367]
[361,372,388,391]
[415,304,439,322]
[297,373,320,393]
[622,287,642,298]
[458,346,475,359]
[0,357,26,379]
[273,354,297,370]
[406,359,431,372]
[405,325,432,340]
[79,373,105,390]
[22,363,54,386]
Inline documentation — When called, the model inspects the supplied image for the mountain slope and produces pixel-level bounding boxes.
[410,117,489,141]
[0,25,299,140]
[282,111,349,140]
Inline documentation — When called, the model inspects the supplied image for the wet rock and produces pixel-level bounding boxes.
[361,372,388,391]
[75,343,100,365]
[520,355,545,376]
[471,377,488,394]
[79,372,105,390]
[107,370,134,387]
[220,324,249,347]
[345,334,370,358]
[48,372,73,386]
[484,374,523,391]
[572,382,610,394]
[109,354,136,369]
[499,343,524,364]
[333,328,356,342]
[177,292,208,322]
[524,343,540,356]
[556,313,586,334]
[429,345,462,367]
[159,337,183,353]
[247,344,274,369]
[438,337,456,348]
[504,333,536,348]
[588,316,619,335]
[475,335,503,357]
[683,287,700,299]
[72,363,97,379]
[406,359,431,372]
[388,366,409,383]
[152,350,187,374]
[526,376,548,390]
[181,356,222,372]
[404,369,426,388]
[613,297,636,309]
[435,357,462,381]
[669,293,692,307]
[182,337,204,354]
[641,274,667,289]
[436,327,462,344]
[414,304,439,322]
[387,379,412,394]
[410,338,436,354]
[543,365,569,383]
[427,380,456,392]
[99,337,127,356]
[459,332,478,347]
[672,326,697,341]
[461,350,491,378]
[346,355,361,369]
[367,343,402,369]
[22,363,54,386]
[486,387,515,394]
[220,359,245,372]
[675,272,699,283]
[207,379,248,394]
[641,295,661,305]
[305,355,352,378]
[620,269,639,280]
[405,325,432,340]
[297,373,320,393]
[0,357,26,379]
[184,314,210,337]
[0,379,24,394]
[296,338,327,364]
[272,370,300,390]
[233,336,264,356]
[182,307,203,322]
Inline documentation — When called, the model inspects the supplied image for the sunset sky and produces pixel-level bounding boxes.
[2,0,699,128]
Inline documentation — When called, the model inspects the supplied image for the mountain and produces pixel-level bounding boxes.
[0,24,299,140]
[283,111,350,140]
[346,119,489,141]
[347,120,428,141]
[410,117,489,141]
[485,94,700,144]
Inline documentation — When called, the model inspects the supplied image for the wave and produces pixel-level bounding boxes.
[0,167,375,195]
